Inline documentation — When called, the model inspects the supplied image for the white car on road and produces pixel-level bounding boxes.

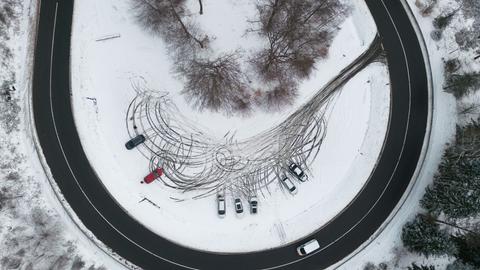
[297,239,320,256]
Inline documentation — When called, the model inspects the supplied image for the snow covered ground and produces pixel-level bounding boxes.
[71,0,391,253]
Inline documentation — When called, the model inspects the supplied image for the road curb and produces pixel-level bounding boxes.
[331,1,434,269]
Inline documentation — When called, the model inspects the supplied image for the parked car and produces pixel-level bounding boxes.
[288,162,308,182]
[296,239,320,256]
[234,198,243,214]
[280,175,297,194]
[125,134,145,150]
[217,194,226,217]
[143,168,163,184]
[249,196,258,214]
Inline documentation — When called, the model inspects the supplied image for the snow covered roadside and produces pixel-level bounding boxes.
[71,0,391,254]
[332,0,457,269]
[0,1,125,269]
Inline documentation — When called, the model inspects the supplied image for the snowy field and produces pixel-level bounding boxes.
[71,0,391,253]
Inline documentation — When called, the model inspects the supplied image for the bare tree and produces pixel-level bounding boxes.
[132,0,207,48]
[258,78,298,110]
[131,0,183,34]
[180,53,251,115]
[248,0,347,108]
[131,0,348,114]
[251,0,347,82]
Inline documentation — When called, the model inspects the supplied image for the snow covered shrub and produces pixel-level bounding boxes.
[444,72,480,98]
[460,0,480,31]
[430,29,442,41]
[414,0,437,16]
[433,12,455,30]
[402,214,458,257]
[454,29,479,52]
[363,262,389,270]
[444,59,461,74]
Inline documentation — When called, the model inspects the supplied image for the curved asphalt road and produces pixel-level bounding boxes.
[32,0,428,269]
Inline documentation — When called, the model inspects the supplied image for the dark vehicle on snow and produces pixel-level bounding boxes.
[125,134,145,150]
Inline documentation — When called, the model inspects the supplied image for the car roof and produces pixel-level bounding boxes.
[303,240,320,253]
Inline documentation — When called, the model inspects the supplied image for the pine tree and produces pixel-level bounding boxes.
[452,231,480,267]
[421,122,480,219]
[408,263,436,270]
[446,260,478,270]
[402,214,457,256]
[444,73,480,98]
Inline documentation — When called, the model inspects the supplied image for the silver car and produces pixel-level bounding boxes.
[280,175,297,194]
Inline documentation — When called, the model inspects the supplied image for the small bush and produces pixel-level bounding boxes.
[433,12,456,30]
[444,72,480,98]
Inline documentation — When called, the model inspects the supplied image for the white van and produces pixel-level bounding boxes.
[297,239,320,256]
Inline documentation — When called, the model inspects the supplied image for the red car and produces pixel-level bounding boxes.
[142,168,163,184]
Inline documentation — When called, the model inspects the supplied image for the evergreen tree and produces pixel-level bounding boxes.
[421,122,480,219]
[444,72,480,98]
[452,231,480,267]
[408,263,436,270]
[446,260,478,270]
[402,214,457,256]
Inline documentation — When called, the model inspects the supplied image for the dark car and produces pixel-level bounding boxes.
[234,198,243,214]
[125,134,145,150]
[288,162,308,182]
[249,196,258,214]
[142,168,163,184]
